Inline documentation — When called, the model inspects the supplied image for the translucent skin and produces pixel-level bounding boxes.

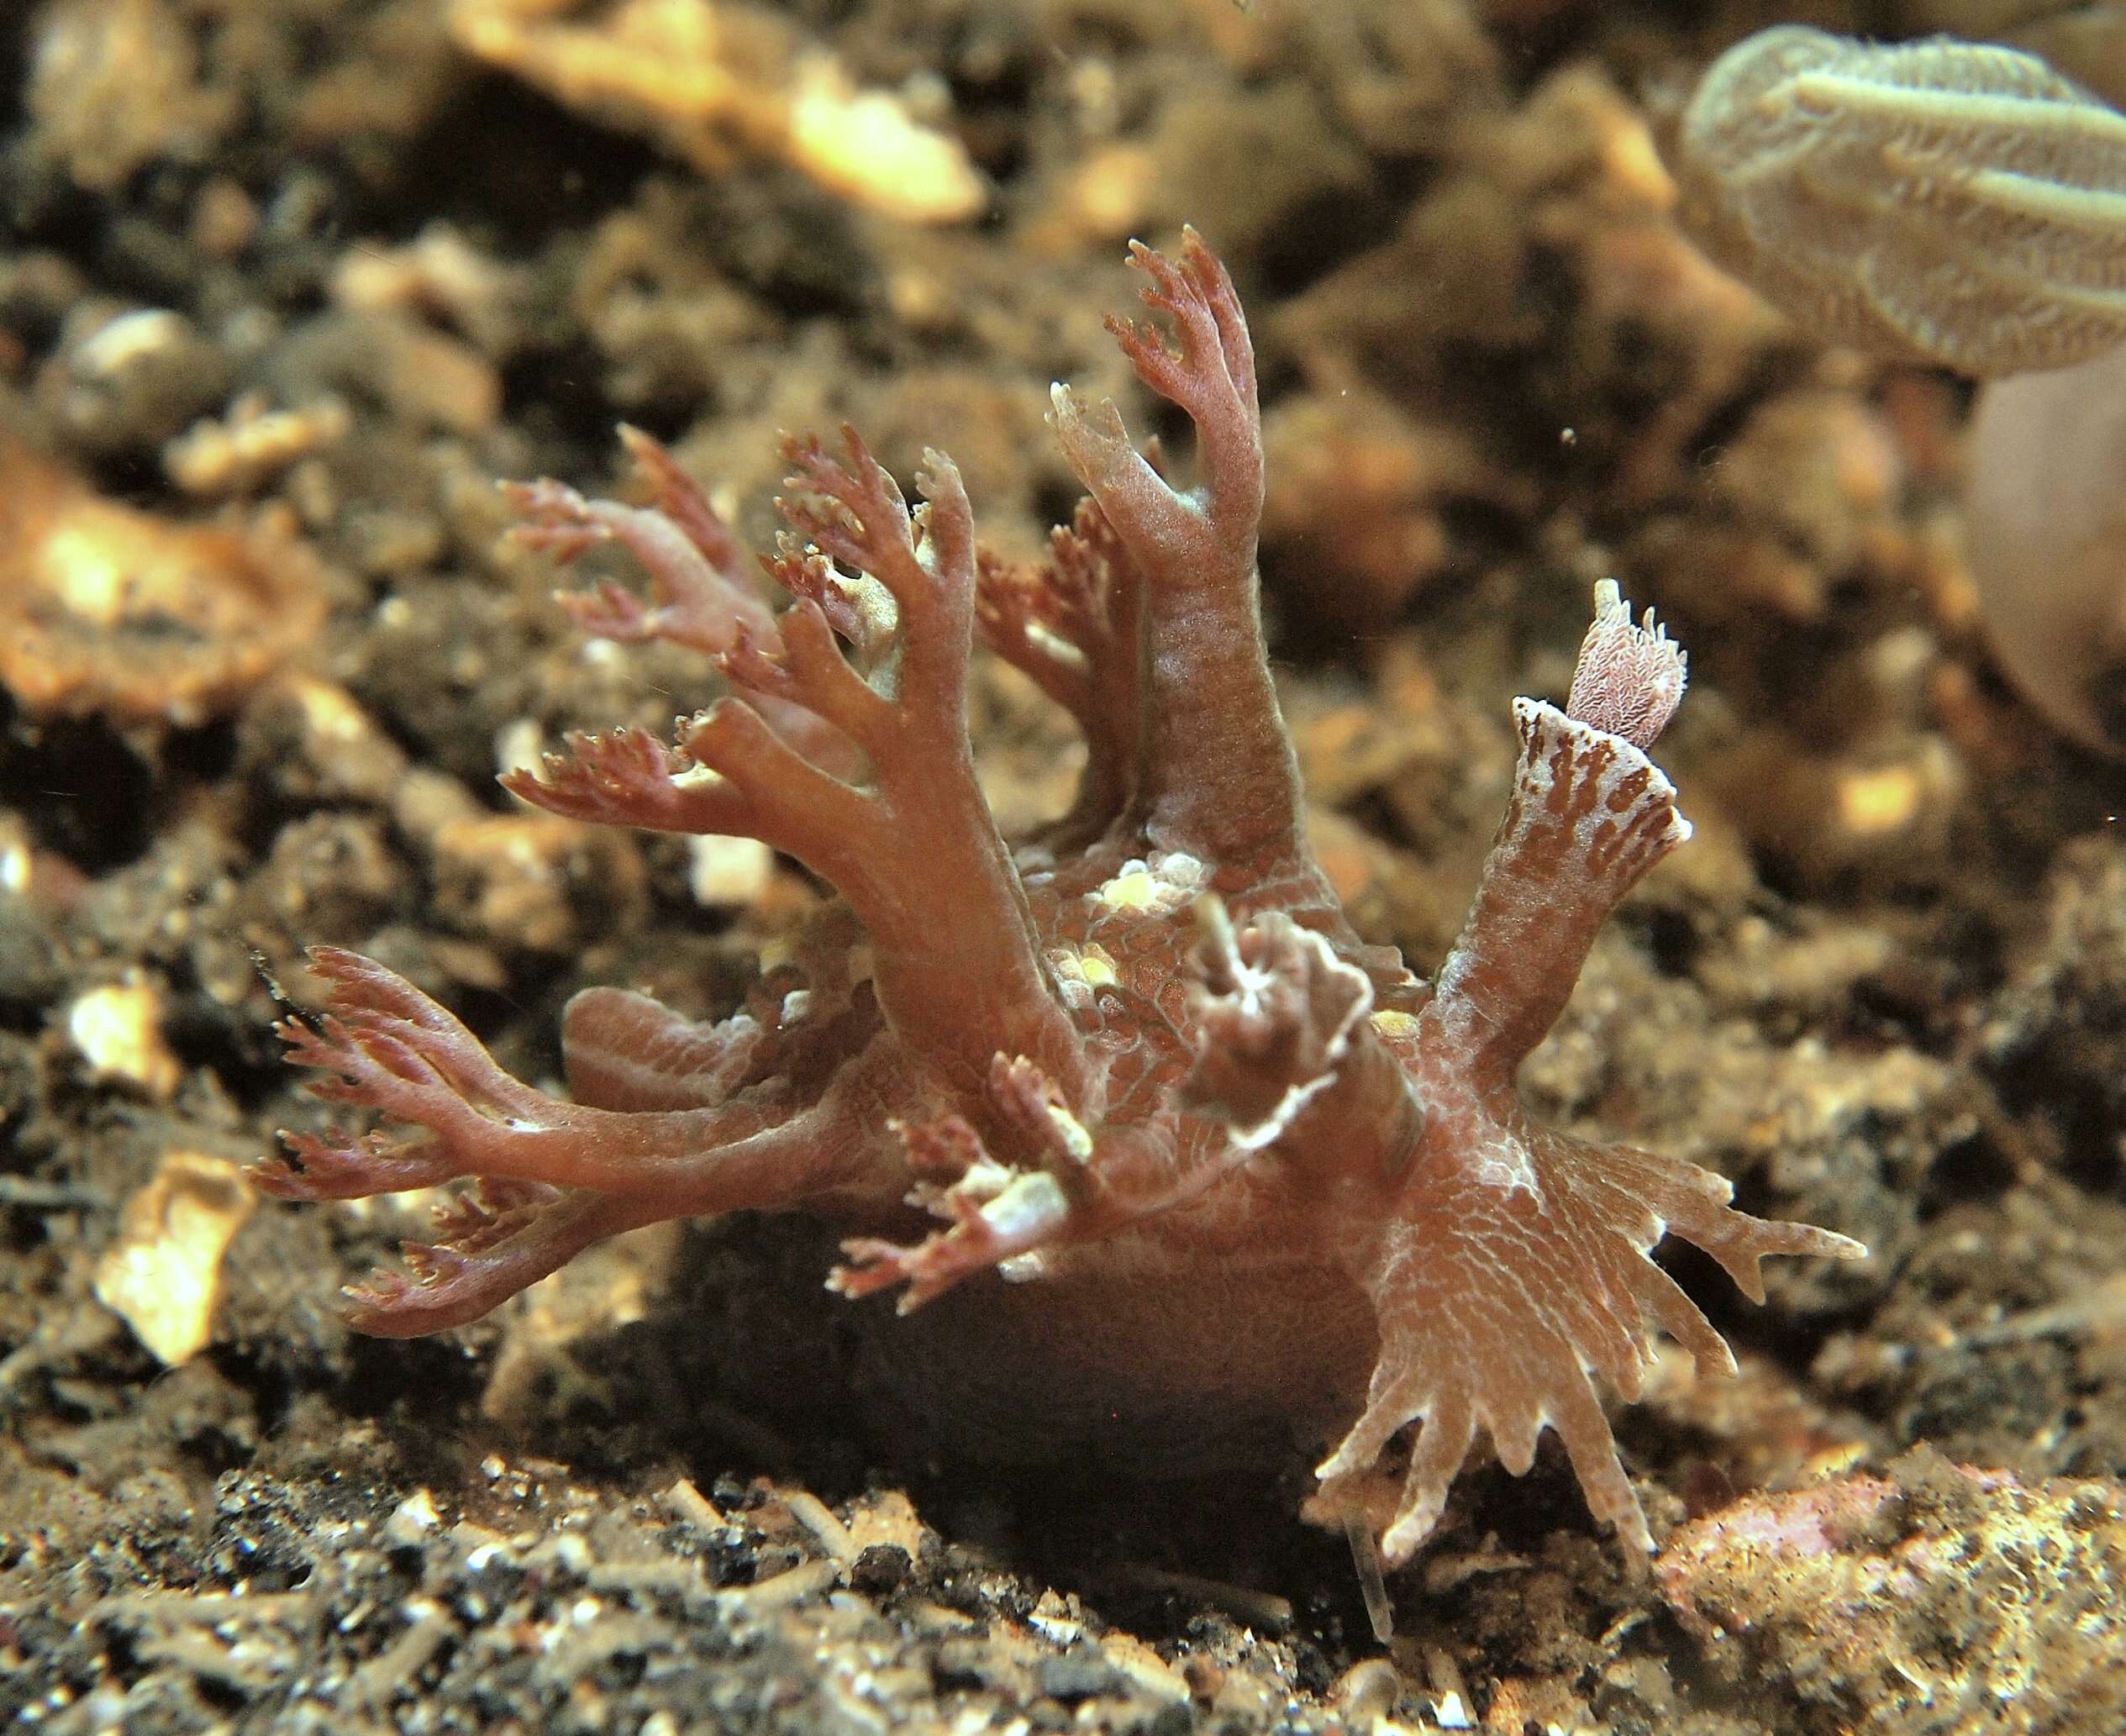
[262,234,1862,1565]
[1965,345,2126,755]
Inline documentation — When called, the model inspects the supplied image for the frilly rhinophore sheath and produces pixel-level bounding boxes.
[263,232,1863,1565]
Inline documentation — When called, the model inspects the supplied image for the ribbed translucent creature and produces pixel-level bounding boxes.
[1671,25,2126,376]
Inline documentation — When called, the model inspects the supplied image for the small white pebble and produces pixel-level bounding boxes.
[689,833,774,907]
[385,1490,440,1546]
[494,718,546,780]
[68,982,181,1099]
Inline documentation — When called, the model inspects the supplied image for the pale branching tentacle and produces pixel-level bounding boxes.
[502,426,774,655]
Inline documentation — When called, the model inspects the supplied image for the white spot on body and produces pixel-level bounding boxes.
[1045,943,1120,1012]
[978,1170,1070,1240]
[1091,851,1208,917]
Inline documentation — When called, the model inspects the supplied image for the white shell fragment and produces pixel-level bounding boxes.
[1671,25,2126,376]
[687,832,774,907]
[93,1151,256,1365]
[67,981,182,1100]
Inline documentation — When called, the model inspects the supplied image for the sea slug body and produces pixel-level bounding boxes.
[262,232,1862,1567]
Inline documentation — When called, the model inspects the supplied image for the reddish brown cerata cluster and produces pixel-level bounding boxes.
[261,232,1862,1567]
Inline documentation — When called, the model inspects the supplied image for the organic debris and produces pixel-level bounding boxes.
[92,1153,257,1366]
[1658,1453,2126,1734]
[449,0,986,224]
[0,437,326,727]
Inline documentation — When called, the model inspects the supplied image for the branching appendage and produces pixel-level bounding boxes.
[339,1186,674,1337]
[274,424,1108,1330]
[508,427,1084,1102]
[1423,580,1693,1097]
[756,432,1085,1095]
[504,423,769,655]
[501,426,855,776]
[1047,228,1308,875]
[829,1098,1076,1313]
[257,947,908,1330]
[1312,581,1866,1566]
[975,497,1145,850]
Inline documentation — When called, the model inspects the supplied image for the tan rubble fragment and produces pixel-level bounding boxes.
[414,771,651,954]
[449,0,984,224]
[1657,1457,2126,1733]
[329,224,528,355]
[782,53,985,224]
[1098,1633,1189,1705]
[366,316,503,438]
[1707,729,1965,888]
[39,305,229,454]
[28,0,234,191]
[0,437,327,727]
[278,681,660,955]
[165,394,353,497]
[686,834,773,907]
[1025,145,1158,253]
[838,1489,926,1559]
[93,1152,256,1365]
[67,981,182,1100]
[1261,391,1530,629]
[188,177,260,260]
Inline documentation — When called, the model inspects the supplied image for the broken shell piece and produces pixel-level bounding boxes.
[67,981,182,1100]
[687,832,774,907]
[93,1152,256,1365]
[163,393,351,497]
[0,437,327,726]
[450,0,984,224]
[781,53,986,224]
